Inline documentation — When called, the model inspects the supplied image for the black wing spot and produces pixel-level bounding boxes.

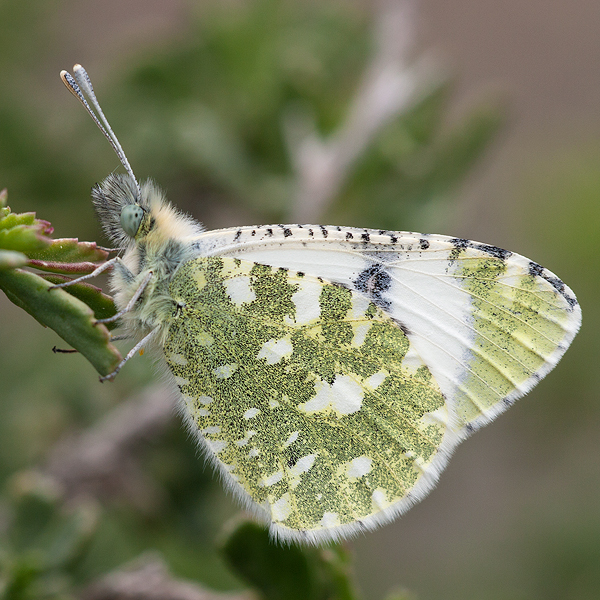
[529,262,543,277]
[308,229,314,238]
[283,228,292,237]
[320,226,328,238]
[473,243,511,260]
[395,321,411,337]
[449,238,511,262]
[451,238,469,249]
[354,264,391,309]
[529,262,578,308]
[449,238,469,262]
[266,228,273,237]
[390,234,398,244]
[233,229,242,242]
[361,232,370,243]
[419,238,430,250]
[346,231,354,240]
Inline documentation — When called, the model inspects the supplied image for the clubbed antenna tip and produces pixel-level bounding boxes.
[61,64,141,200]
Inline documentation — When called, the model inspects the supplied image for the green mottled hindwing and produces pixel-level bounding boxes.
[164,256,451,541]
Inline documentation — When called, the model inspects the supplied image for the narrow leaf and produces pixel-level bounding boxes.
[42,274,117,325]
[28,259,107,276]
[0,268,121,377]
[28,238,110,264]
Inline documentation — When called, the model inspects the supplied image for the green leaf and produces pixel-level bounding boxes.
[0,193,53,255]
[0,268,121,377]
[0,211,36,230]
[28,238,109,266]
[0,250,28,270]
[221,520,360,600]
[0,222,52,254]
[41,275,117,325]
[0,193,119,375]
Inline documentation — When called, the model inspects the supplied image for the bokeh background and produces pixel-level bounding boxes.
[1,0,599,598]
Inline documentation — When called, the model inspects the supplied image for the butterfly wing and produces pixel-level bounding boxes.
[166,225,580,542]
[165,255,456,543]
[194,225,581,432]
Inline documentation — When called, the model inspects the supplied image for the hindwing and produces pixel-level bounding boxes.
[162,225,580,542]
[164,255,456,542]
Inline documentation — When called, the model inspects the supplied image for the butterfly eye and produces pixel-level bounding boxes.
[120,204,144,237]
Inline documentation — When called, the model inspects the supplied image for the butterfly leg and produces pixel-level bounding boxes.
[99,325,160,382]
[48,256,132,289]
[108,333,134,341]
[95,270,153,325]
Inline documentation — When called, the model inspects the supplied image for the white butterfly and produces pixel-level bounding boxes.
[55,65,581,544]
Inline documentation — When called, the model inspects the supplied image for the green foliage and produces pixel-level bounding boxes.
[333,83,504,229]
[0,472,99,600]
[222,520,359,600]
[116,0,370,220]
[97,0,502,228]
[0,191,120,377]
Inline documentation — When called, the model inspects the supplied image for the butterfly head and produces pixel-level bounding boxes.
[91,173,150,246]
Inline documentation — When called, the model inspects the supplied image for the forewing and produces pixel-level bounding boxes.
[193,225,581,432]
[164,256,456,543]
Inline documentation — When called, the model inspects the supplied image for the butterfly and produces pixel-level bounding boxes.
[56,65,581,544]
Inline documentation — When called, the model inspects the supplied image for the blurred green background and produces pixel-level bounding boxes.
[0,0,599,598]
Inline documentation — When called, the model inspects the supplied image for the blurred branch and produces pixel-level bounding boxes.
[45,384,177,513]
[78,553,254,600]
[286,0,431,223]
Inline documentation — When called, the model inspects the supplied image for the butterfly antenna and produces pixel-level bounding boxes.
[60,64,141,200]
